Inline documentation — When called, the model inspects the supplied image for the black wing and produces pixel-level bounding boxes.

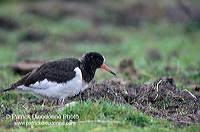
[13,58,81,87]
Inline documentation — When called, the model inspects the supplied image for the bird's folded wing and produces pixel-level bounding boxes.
[23,60,78,87]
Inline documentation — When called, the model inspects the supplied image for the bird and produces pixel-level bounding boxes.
[2,52,116,106]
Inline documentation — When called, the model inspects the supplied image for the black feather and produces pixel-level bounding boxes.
[2,86,16,92]
[6,58,80,89]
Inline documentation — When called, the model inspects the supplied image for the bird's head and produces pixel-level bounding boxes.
[80,52,116,76]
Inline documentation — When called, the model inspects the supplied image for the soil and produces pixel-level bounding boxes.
[21,30,47,42]
[64,30,121,44]
[25,6,70,21]
[22,0,200,30]
[146,49,162,61]
[109,0,161,27]
[72,76,200,126]
[10,59,46,75]
[165,1,200,23]
[118,59,141,79]
[0,16,19,30]
[24,1,101,24]
[187,84,200,92]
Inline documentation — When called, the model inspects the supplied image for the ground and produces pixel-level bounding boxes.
[0,0,200,131]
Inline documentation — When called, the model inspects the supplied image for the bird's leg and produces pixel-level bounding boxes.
[50,100,56,107]
[52,98,65,108]
[41,99,47,107]
[58,98,65,106]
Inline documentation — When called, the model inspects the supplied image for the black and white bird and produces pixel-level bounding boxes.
[3,52,116,105]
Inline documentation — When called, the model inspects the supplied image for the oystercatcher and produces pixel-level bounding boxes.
[3,52,116,105]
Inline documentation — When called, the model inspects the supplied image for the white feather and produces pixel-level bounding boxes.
[17,67,88,100]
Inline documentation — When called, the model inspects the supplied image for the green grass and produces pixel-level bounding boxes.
[0,0,200,131]
[1,100,199,131]
[0,100,176,131]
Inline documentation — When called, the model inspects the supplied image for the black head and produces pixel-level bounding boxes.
[80,52,104,69]
[80,52,116,76]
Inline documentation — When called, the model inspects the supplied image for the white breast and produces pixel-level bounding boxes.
[17,67,89,100]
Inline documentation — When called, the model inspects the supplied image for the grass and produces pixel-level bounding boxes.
[1,100,200,131]
[0,100,174,131]
[0,0,200,131]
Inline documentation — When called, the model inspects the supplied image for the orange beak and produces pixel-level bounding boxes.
[101,64,116,76]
